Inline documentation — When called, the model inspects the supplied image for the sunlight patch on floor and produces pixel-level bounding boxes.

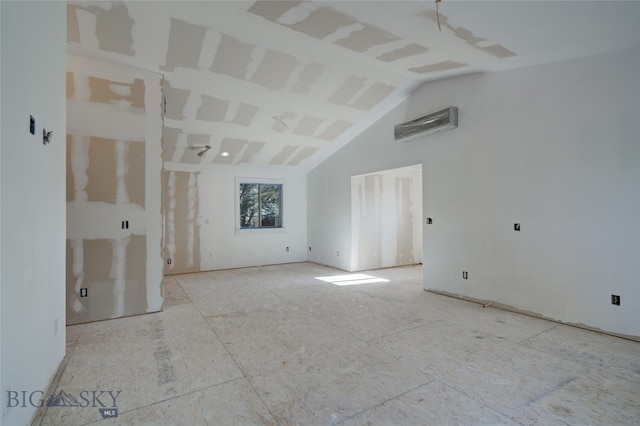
[315,273,390,286]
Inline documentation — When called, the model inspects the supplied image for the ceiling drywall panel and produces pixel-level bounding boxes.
[66,0,640,172]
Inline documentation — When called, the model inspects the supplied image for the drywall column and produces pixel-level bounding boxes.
[1,2,67,424]
[66,56,163,324]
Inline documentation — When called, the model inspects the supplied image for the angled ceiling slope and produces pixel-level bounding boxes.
[66,0,640,172]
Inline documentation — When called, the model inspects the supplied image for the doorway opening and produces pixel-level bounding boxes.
[350,164,423,271]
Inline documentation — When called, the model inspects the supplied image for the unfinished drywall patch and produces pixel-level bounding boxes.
[196,95,229,122]
[84,137,117,203]
[270,145,298,165]
[125,142,146,207]
[66,72,75,98]
[228,103,259,126]
[318,120,354,140]
[88,76,145,109]
[72,1,134,56]
[213,138,249,164]
[251,49,298,90]
[289,7,357,39]
[287,146,318,166]
[394,176,414,265]
[334,23,399,52]
[162,127,181,161]
[70,236,148,321]
[164,83,191,120]
[180,134,210,164]
[356,174,383,269]
[66,238,111,324]
[328,75,366,106]
[272,111,297,132]
[210,33,254,78]
[378,43,428,62]
[290,62,325,95]
[196,96,258,126]
[163,171,201,274]
[247,0,302,22]
[410,61,467,74]
[70,137,146,207]
[67,4,81,43]
[68,135,90,202]
[239,141,267,163]
[66,135,76,202]
[163,18,208,71]
[293,115,325,136]
[350,82,396,111]
[124,235,147,314]
[187,133,210,149]
[420,10,517,59]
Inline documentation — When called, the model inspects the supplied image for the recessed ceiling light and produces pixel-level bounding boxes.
[220,151,230,157]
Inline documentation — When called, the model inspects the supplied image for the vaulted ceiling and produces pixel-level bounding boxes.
[66,1,640,172]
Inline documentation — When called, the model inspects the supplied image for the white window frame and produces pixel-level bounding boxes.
[235,177,286,234]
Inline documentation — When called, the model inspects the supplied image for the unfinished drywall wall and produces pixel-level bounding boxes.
[66,55,163,325]
[163,170,201,274]
[351,165,422,271]
[308,48,640,337]
[1,2,66,424]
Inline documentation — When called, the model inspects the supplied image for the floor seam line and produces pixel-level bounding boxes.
[195,300,282,426]
[334,379,437,425]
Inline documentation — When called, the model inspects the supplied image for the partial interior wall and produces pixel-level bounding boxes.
[66,56,163,325]
[308,48,640,338]
[351,165,422,271]
[163,170,201,275]
[0,2,67,424]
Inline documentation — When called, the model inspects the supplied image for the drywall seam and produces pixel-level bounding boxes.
[69,239,86,314]
[111,139,129,317]
[144,71,163,312]
[166,171,176,272]
[110,237,129,317]
[186,173,197,268]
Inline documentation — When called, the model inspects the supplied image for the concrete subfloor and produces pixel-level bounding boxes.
[34,262,640,425]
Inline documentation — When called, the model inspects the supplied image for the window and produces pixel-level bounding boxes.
[239,183,282,228]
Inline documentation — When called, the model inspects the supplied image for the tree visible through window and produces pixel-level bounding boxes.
[239,183,282,228]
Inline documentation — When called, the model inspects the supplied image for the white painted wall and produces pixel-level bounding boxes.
[308,48,640,337]
[0,2,67,424]
[198,164,307,270]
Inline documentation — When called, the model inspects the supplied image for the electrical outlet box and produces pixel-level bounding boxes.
[462,271,468,279]
[286,246,289,252]
[514,223,521,231]
[167,258,172,265]
[426,218,433,224]
[611,295,620,306]
[30,115,35,135]
[80,288,88,297]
